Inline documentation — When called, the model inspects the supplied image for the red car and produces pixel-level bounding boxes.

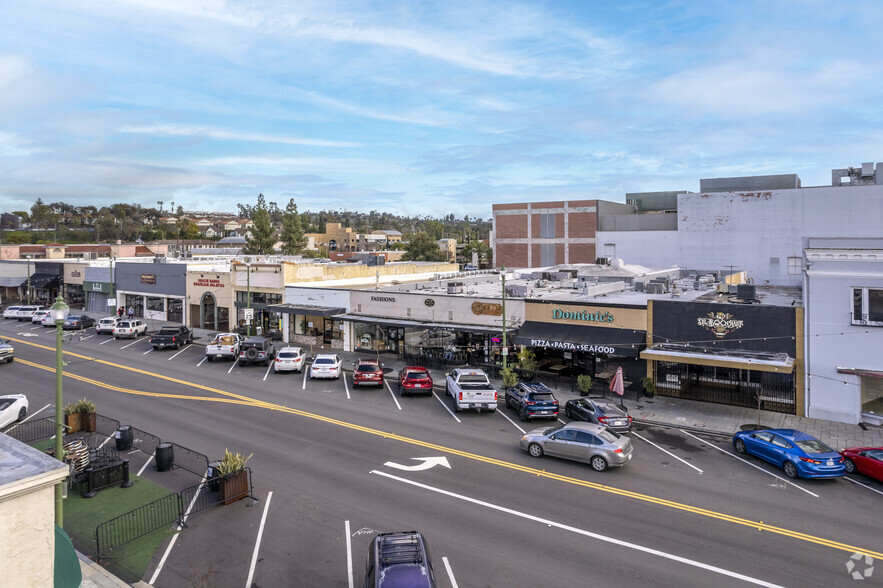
[840,447,883,481]
[398,367,433,397]
[353,359,384,388]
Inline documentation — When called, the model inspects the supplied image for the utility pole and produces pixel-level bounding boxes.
[501,266,507,370]
[109,255,116,316]
[26,254,31,305]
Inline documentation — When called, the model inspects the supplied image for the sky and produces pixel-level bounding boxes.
[1,0,882,219]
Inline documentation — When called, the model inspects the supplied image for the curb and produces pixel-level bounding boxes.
[632,418,735,439]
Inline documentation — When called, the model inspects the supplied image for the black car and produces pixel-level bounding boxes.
[62,314,96,330]
[364,531,438,588]
[505,382,559,422]
[564,398,633,433]
[238,337,277,366]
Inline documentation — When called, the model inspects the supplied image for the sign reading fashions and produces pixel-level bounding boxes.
[552,308,614,323]
[371,296,396,303]
[697,312,745,338]
[140,274,156,285]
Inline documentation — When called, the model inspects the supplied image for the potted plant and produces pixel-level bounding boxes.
[577,374,593,397]
[640,376,656,399]
[77,398,97,433]
[501,367,519,391]
[63,402,81,434]
[217,449,252,505]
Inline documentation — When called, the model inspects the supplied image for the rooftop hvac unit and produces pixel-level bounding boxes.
[447,282,464,294]
[646,283,665,294]
[736,284,757,300]
[505,284,530,297]
[559,278,574,289]
[596,257,610,265]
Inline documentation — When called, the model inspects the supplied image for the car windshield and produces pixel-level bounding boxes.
[406,371,429,379]
[65,316,80,321]
[458,374,488,383]
[599,429,622,443]
[531,393,555,402]
[794,439,834,454]
[100,319,115,324]
[314,358,334,365]
[543,424,564,436]
[357,364,380,372]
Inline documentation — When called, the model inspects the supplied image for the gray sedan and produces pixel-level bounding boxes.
[564,398,633,433]
[520,421,633,472]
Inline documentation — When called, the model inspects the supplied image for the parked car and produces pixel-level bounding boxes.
[113,319,147,339]
[40,313,57,327]
[364,531,438,588]
[16,305,44,321]
[840,447,883,482]
[63,314,96,330]
[444,368,497,413]
[238,337,277,366]
[206,333,243,361]
[353,358,384,388]
[732,429,846,479]
[505,382,559,422]
[0,337,14,363]
[96,316,121,335]
[3,306,22,319]
[310,354,342,380]
[521,421,634,472]
[564,398,633,433]
[149,325,193,349]
[398,367,433,396]
[274,347,307,373]
[31,309,51,324]
[0,394,28,429]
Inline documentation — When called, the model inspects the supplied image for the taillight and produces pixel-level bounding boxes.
[799,456,821,464]
[494,392,498,400]
[459,392,463,400]
[230,347,235,352]
[275,358,280,362]
[598,416,610,424]
[172,336,177,342]
[613,448,623,453]
[553,400,559,405]
[527,401,536,405]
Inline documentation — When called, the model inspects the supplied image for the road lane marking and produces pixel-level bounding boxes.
[137,453,155,476]
[143,348,153,355]
[81,334,96,340]
[632,431,703,474]
[345,520,354,588]
[3,403,51,433]
[100,338,114,345]
[29,325,42,330]
[497,408,527,434]
[197,357,207,366]
[168,345,190,360]
[246,491,273,588]
[262,363,272,381]
[432,391,461,423]
[302,368,309,390]
[681,431,817,498]
[384,380,403,410]
[228,358,239,373]
[844,476,883,496]
[120,339,142,349]
[149,471,208,585]
[442,557,458,588]
[343,373,350,399]
[10,341,879,561]
[371,470,786,588]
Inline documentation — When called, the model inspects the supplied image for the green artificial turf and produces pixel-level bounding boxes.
[63,475,178,584]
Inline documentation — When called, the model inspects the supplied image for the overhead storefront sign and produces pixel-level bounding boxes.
[424,298,435,307]
[697,312,744,338]
[70,271,81,278]
[140,274,156,285]
[529,339,616,354]
[193,278,224,288]
[371,295,395,303]
[513,321,645,357]
[552,308,613,323]
[471,301,502,316]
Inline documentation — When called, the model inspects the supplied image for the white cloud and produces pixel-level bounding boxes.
[0,54,31,88]
[118,124,361,147]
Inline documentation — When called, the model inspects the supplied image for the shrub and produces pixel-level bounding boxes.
[501,367,519,390]
[217,449,253,476]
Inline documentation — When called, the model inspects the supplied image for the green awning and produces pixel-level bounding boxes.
[54,525,82,588]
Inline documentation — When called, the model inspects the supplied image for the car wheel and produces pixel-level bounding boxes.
[399,386,405,397]
[844,458,856,474]
[445,383,450,396]
[114,336,118,340]
[783,461,799,479]
[565,406,572,419]
[519,407,528,422]
[206,356,213,362]
[528,443,544,458]
[17,406,27,422]
[454,402,462,413]
[505,396,512,409]
[591,456,608,472]
[734,439,747,454]
[175,342,180,350]
[152,346,158,351]
[7,357,13,363]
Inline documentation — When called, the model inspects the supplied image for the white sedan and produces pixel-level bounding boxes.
[0,394,28,430]
[3,306,22,319]
[31,310,51,324]
[274,347,307,373]
[41,313,57,327]
[309,354,342,380]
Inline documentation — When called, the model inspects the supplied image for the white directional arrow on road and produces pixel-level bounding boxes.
[383,457,451,472]
[18,332,39,337]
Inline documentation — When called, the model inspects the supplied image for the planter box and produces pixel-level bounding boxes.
[81,412,97,433]
[219,470,249,505]
[64,413,81,434]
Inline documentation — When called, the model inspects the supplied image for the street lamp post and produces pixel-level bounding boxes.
[26,254,31,305]
[49,294,70,527]
[109,255,116,316]
[501,266,507,370]
[246,259,252,337]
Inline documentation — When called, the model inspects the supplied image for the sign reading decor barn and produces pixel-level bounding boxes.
[140,274,156,285]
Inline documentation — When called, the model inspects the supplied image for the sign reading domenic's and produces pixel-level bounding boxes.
[552,308,614,323]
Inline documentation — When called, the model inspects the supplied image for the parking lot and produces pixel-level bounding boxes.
[3,318,882,586]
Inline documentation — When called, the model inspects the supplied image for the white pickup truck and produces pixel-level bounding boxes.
[445,368,498,413]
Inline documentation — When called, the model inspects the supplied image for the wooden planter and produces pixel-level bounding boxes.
[64,413,81,434]
[80,412,97,433]
[219,470,249,505]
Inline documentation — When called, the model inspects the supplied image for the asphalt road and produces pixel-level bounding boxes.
[2,319,881,588]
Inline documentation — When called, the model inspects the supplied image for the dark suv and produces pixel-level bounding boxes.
[364,531,437,588]
[505,381,559,421]
[238,337,277,366]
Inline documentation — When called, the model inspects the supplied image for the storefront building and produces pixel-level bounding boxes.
[63,262,89,309]
[642,300,802,415]
[272,286,350,349]
[83,265,114,315]
[232,261,284,337]
[116,261,186,323]
[186,268,233,331]
[339,290,524,364]
[514,300,647,385]
[21,261,63,305]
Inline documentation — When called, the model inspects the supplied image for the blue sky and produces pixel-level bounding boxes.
[1,0,881,218]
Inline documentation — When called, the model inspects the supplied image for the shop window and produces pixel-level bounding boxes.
[787,257,802,275]
[168,298,183,323]
[851,287,883,326]
[861,376,883,416]
[147,296,164,312]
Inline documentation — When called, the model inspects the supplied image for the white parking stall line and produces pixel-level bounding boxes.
[97,436,113,451]
[632,431,703,474]
[29,325,42,330]
[681,431,818,498]
[245,490,273,588]
[227,358,239,373]
[844,476,883,496]
[343,373,351,399]
[120,339,143,349]
[80,334,96,340]
[442,557,459,588]
[99,338,115,345]
[137,453,155,477]
[149,471,208,585]
[168,345,190,360]
[142,347,153,355]
[197,357,207,366]
[558,418,567,425]
[497,408,527,434]
[3,320,18,324]
[302,368,309,390]
[262,363,273,381]
[371,470,786,588]
[4,403,51,433]
[432,391,461,423]
[384,380,403,411]
[345,520,354,588]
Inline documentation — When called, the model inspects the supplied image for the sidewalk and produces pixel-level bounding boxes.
[77,551,151,588]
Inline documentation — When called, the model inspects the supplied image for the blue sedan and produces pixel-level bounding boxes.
[732,428,845,479]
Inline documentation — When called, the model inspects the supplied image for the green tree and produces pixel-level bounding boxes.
[424,219,444,240]
[181,220,200,240]
[280,199,307,255]
[12,210,30,224]
[30,198,58,233]
[401,232,445,262]
[462,240,492,266]
[243,194,277,255]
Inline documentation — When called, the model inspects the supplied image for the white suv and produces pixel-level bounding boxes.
[96,316,121,335]
[16,306,44,321]
[113,319,147,339]
[309,354,342,380]
[274,347,307,373]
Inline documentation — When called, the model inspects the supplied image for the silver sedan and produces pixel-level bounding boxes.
[520,421,633,472]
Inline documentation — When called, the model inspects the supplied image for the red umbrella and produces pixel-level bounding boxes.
[609,366,626,409]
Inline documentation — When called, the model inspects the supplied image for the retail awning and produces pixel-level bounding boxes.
[20,273,60,289]
[837,367,883,379]
[512,321,645,357]
[641,343,794,373]
[337,313,515,335]
[267,303,345,316]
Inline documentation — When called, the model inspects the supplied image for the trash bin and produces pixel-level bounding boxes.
[156,443,174,472]
[207,460,222,492]
[115,426,133,451]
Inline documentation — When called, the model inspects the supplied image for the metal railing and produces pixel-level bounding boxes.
[129,426,162,457]
[179,468,254,517]
[2,417,57,443]
[170,443,209,477]
[95,493,183,560]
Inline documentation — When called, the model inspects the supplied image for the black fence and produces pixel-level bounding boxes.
[179,468,254,517]
[94,414,121,437]
[3,417,58,444]
[129,426,162,457]
[95,492,183,560]
[72,459,132,498]
[170,443,209,477]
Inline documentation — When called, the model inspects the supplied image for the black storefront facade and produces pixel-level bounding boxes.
[514,300,647,387]
[20,261,64,306]
[642,300,802,415]
[115,261,186,323]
